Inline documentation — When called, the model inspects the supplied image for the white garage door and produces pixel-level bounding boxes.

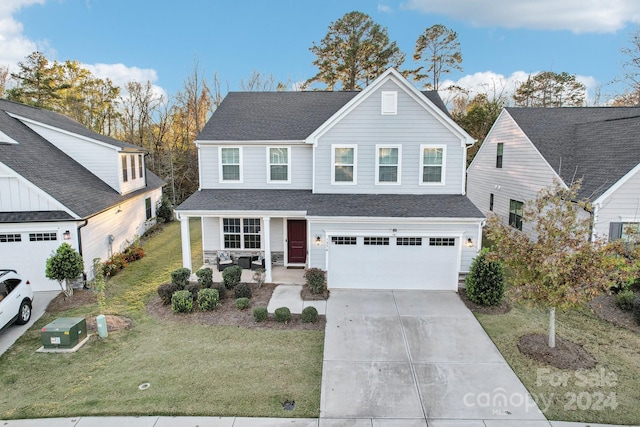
[327,235,459,290]
[0,231,63,291]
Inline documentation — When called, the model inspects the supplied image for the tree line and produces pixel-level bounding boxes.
[2,10,639,202]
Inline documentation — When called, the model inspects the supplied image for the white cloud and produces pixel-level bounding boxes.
[0,0,45,66]
[402,0,640,33]
[378,4,393,14]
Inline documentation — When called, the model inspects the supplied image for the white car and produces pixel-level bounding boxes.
[0,269,33,332]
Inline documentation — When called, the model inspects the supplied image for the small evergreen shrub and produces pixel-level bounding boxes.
[171,290,193,313]
[213,284,226,300]
[301,306,319,323]
[304,268,327,294]
[157,282,179,305]
[236,297,250,310]
[222,265,242,290]
[274,307,291,323]
[633,297,640,325]
[185,282,201,301]
[196,267,214,288]
[171,267,191,289]
[465,248,505,306]
[156,197,174,223]
[253,306,268,322]
[615,289,637,311]
[198,288,219,311]
[234,282,252,299]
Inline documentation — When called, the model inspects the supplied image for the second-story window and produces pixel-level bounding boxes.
[220,147,241,182]
[332,145,356,184]
[122,156,128,182]
[268,147,289,182]
[496,143,504,168]
[376,145,400,184]
[420,145,445,184]
[138,154,144,178]
[130,154,136,180]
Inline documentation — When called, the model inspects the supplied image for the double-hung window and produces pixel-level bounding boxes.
[376,145,400,184]
[138,154,144,178]
[268,147,289,182]
[121,156,128,182]
[220,147,242,182]
[420,145,445,184]
[332,145,356,184]
[496,143,504,168]
[222,218,261,249]
[130,154,136,180]
[509,199,524,231]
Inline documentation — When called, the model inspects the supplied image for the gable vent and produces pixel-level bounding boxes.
[381,91,397,115]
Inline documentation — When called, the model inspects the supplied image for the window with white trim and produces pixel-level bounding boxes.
[222,218,261,249]
[364,237,389,245]
[220,147,241,182]
[121,155,128,182]
[397,237,422,246]
[138,154,144,178]
[130,154,136,180]
[420,145,445,184]
[331,236,357,245]
[376,145,400,184]
[268,147,289,182]
[381,91,397,115]
[29,232,57,242]
[429,237,455,246]
[332,145,356,184]
[0,234,21,243]
[509,199,524,231]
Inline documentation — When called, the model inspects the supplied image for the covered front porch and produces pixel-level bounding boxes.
[208,264,306,285]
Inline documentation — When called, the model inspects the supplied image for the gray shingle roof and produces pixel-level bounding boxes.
[177,189,483,219]
[0,211,74,222]
[197,90,450,141]
[505,107,640,200]
[0,101,164,220]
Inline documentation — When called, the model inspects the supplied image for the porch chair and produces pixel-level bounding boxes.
[251,252,265,270]
[216,251,234,271]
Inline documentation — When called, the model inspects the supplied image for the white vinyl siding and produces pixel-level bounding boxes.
[420,145,446,185]
[219,147,242,182]
[0,163,66,212]
[331,144,357,184]
[595,168,640,240]
[314,80,465,194]
[267,147,290,183]
[120,154,146,195]
[376,145,401,184]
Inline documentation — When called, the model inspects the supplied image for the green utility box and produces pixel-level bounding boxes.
[41,317,87,349]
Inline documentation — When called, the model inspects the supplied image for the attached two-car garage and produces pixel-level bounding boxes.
[326,234,460,290]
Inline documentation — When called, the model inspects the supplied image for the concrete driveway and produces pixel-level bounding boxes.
[320,290,547,425]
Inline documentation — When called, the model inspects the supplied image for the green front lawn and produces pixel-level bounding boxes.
[0,219,324,419]
[477,304,640,425]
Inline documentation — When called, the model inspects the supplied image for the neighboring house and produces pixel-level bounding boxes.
[467,107,640,241]
[175,68,484,291]
[0,99,164,291]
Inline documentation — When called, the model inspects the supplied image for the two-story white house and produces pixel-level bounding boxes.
[467,107,640,241]
[176,68,484,290]
[0,99,164,291]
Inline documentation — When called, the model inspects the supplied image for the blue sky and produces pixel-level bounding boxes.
[2,0,640,104]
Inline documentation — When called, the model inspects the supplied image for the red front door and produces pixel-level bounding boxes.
[287,220,307,264]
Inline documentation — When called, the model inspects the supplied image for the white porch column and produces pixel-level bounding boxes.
[263,217,272,282]
[179,215,192,272]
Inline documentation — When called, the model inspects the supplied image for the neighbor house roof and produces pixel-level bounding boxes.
[197,90,450,141]
[0,100,164,221]
[177,189,484,219]
[505,107,640,200]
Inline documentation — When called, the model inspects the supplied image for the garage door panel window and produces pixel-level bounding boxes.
[29,232,57,242]
[0,233,21,243]
[223,218,261,249]
[397,237,422,246]
[429,237,455,246]
[364,237,389,245]
[331,236,357,245]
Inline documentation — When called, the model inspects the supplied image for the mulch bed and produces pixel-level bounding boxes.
[517,333,596,370]
[46,289,132,332]
[147,282,326,331]
[457,287,511,315]
[590,294,640,334]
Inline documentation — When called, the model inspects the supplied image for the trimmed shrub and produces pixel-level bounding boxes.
[234,282,252,299]
[185,282,201,301]
[304,268,327,294]
[274,307,291,323]
[171,290,193,313]
[171,267,191,289]
[198,288,219,311]
[236,297,250,310]
[253,306,268,322]
[465,248,505,306]
[213,284,226,300]
[196,267,214,288]
[222,265,242,290]
[157,282,179,305]
[123,245,144,263]
[301,306,319,323]
[615,289,637,311]
[633,297,640,326]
